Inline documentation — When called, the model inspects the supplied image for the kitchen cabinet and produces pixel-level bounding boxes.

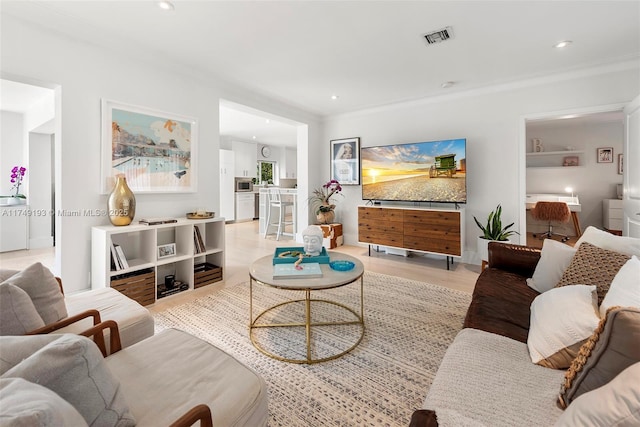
[219,149,235,221]
[279,147,297,179]
[0,205,29,252]
[235,193,255,222]
[232,140,257,178]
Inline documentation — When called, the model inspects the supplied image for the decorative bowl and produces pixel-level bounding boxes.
[329,260,355,271]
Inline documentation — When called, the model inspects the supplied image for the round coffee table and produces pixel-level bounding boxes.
[249,252,365,364]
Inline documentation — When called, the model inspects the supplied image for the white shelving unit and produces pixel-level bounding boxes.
[526,150,584,168]
[91,217,225,305]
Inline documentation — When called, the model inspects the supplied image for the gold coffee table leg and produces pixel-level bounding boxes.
[249,277,365,364]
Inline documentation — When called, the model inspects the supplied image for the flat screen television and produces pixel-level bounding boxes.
[361,138,466,203]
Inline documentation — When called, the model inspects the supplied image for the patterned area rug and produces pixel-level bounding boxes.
[154,271,472,426]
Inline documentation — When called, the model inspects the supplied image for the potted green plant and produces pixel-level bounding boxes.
[474,204,519,262]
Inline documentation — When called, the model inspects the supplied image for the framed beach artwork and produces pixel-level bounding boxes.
[330,137,360,185]
[101,99,198,193]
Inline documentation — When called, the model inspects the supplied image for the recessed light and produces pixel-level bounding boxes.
[265,119,270,124]
[554,40,572,49]
[252,136,256,140]
[441,81,455,89]
[157,1,174,11]
[331,95,339,100]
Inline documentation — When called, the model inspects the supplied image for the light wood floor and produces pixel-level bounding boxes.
[0,220,480,313]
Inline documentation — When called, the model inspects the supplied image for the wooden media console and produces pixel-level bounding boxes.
[358,205,465,269]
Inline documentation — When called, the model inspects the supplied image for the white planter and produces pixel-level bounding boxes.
[477,236,510,262]
[0,197,26,206]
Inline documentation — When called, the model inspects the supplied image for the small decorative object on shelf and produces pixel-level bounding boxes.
[309,180,343,224]
[157,243,176,259]
[532,138,544,152]
[108,174,136,226]
[139,218,177,225]
[563,156,579,167]
[186,210,214,219]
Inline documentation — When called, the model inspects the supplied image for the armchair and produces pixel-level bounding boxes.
[0,323,269,427]
[0,262,153,350]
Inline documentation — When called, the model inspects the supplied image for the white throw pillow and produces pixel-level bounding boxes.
[1,334,135,426]
[600,256,640,317]
[2,262,67,324]
[0,283,45,335]
[576,226,640,257]
[528,285,600,369]
[0,377,88,427]
[526,239,577,293]
[554,362,640,427]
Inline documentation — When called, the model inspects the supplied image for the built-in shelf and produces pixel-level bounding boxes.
[526,150,584,157]
[92,217,225,305]
[526,150,585,168]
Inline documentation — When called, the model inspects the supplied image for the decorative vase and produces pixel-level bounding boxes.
[108,175,136,226]
[477,236,510,263]
[316,209,335,225]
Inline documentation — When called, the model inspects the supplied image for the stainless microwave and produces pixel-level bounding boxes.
[235,178,253,192]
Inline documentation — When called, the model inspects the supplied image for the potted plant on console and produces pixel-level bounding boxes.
[474,204,519,266]
[309,180,343,224]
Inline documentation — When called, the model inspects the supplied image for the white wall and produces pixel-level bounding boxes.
[28,132,53,248]
[323,68,639,263]
[0,111,24,196]
[526,120,624,234]
[1,15,320,292]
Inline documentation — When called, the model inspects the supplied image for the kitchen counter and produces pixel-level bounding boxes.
[258,188,297,236]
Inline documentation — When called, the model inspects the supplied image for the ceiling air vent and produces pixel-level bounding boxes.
[423,26,454,45]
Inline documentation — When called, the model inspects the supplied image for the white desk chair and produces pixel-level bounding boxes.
[264,188,294,240]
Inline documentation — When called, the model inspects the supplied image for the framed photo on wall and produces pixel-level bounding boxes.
[596,147,614,163]
[330,137,360,185]
[101,99,198,194]
[618,154,624,174]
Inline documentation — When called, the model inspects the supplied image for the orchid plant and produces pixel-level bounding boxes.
[9,166,27,198]
[309,179,343,215]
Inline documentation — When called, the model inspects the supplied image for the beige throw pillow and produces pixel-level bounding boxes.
[555,362,640,426]
[555,242,630,304]
[528,285,600,369]
[2,262,67,324]
[600,256,640,317]
[0,283,45,335]
[526,239,577,293]
[1,334,135,427]
[0,377,88,427]
[558,307,640,408]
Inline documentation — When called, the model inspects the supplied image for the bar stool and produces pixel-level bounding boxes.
[264,188,294,240]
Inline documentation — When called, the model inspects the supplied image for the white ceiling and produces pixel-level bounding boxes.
[2,1,639,145]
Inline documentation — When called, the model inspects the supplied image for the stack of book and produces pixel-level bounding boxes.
[193,226,206,254]
[110,240,129,271]
[139,218,177,225]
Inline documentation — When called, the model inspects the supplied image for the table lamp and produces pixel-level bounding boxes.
[565,187,574,199]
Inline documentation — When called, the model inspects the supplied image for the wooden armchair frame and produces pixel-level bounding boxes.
[82,321,213,427]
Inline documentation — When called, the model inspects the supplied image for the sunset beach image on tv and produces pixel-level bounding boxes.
[361,138,466,203]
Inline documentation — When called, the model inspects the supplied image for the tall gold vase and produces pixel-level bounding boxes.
[108,175,136,226]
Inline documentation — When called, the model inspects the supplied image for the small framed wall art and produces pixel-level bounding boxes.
[330,137,360,185]
[101,99,198,194]
[618,154,624,175]
[596,147,614,163]
[157,243,176,259]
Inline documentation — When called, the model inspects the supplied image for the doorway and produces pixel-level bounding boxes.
[0,78,59,271]
[521,105,626,247]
